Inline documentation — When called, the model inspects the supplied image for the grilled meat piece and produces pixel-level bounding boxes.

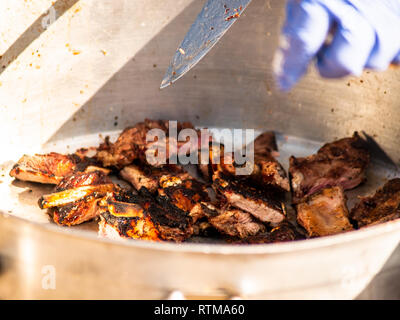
[350,179,400,227]
[253,131,279,157]
[245,131,290,192]
[9,152,108,184]
[96,119,195,169]
[190,202,266,238]
[120,163,187,193]
[187,202,216,236]
[39,184,114,209]
[213,171,285,226]
[202,132,289,192]
[157,174,211,236]
[39,171,114,226]
[296,187,353,237]
[251,159,290,192]
[98,191,161,241]
[99,189,194,242]
[237,221,304,244]
[289,132,370,203]
[158,174,210,212]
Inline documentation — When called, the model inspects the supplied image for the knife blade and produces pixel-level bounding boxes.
[160,0,252,89]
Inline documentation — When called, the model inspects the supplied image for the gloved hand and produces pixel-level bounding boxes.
[274,0,400,91]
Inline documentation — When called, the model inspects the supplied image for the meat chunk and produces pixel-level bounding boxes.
[251,159,290,192]
[99,189,194,242]
[253,131,279,157]
[39,171,114,226]
[190,202,266,238]
[120,163,186,193]
[9,152,108,184]
[245,131,290,191]
[350,179,400,228]
[289,132,370,203]
[296,187,353,237]
[202,132,290,192]
[157,173,212,236]
[96,119,196,169]
[213,171,286,226]
[237,221,304,244]
[158,174,209,212]
[98,191,161,241]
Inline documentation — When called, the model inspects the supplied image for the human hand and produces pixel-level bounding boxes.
[274,0,400,91]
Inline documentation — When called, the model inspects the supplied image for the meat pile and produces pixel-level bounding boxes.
[9,119,400,243]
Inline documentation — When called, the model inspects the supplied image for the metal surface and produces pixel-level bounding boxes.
[1,206,400,299]
[160,0,252,89]
[0,0,400,299]
[1,131,400,299]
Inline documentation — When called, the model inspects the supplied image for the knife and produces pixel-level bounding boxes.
[160,0,252,89]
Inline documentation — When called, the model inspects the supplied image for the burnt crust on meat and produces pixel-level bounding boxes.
[202,132,290,192]
[213,171,285,226]
[191,202,266,238]
[232,221,304,244]
[350,178,400,228]
[158,175,210,212]
[51,196,103,226]
[99,188,194,242]
[99,191,161,241]
[40,171,114,226]
[251,159,290,192]
[289,132,370,203]
[296,186,353,237]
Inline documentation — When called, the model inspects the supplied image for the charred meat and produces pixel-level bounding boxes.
[213,171,285,226]
[350,179,400,228]
[289,132,370,203]
[237,221,304,244]
[9,152,108,184]
[296,187,353,237]
[157,174,211,236]
[96,119,196,169]
[202,132,290,192]
[39,171,114,226]
[190,202,266,238]
[99,189,193,242]
[158,174,210,212]
[98,191,161,241]
[241,131,290,192]
[14,118,400,244]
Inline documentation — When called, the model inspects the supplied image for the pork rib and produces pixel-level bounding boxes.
[39,171,114,226]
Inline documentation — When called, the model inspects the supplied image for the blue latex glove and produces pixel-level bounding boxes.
[274,0,400,91]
